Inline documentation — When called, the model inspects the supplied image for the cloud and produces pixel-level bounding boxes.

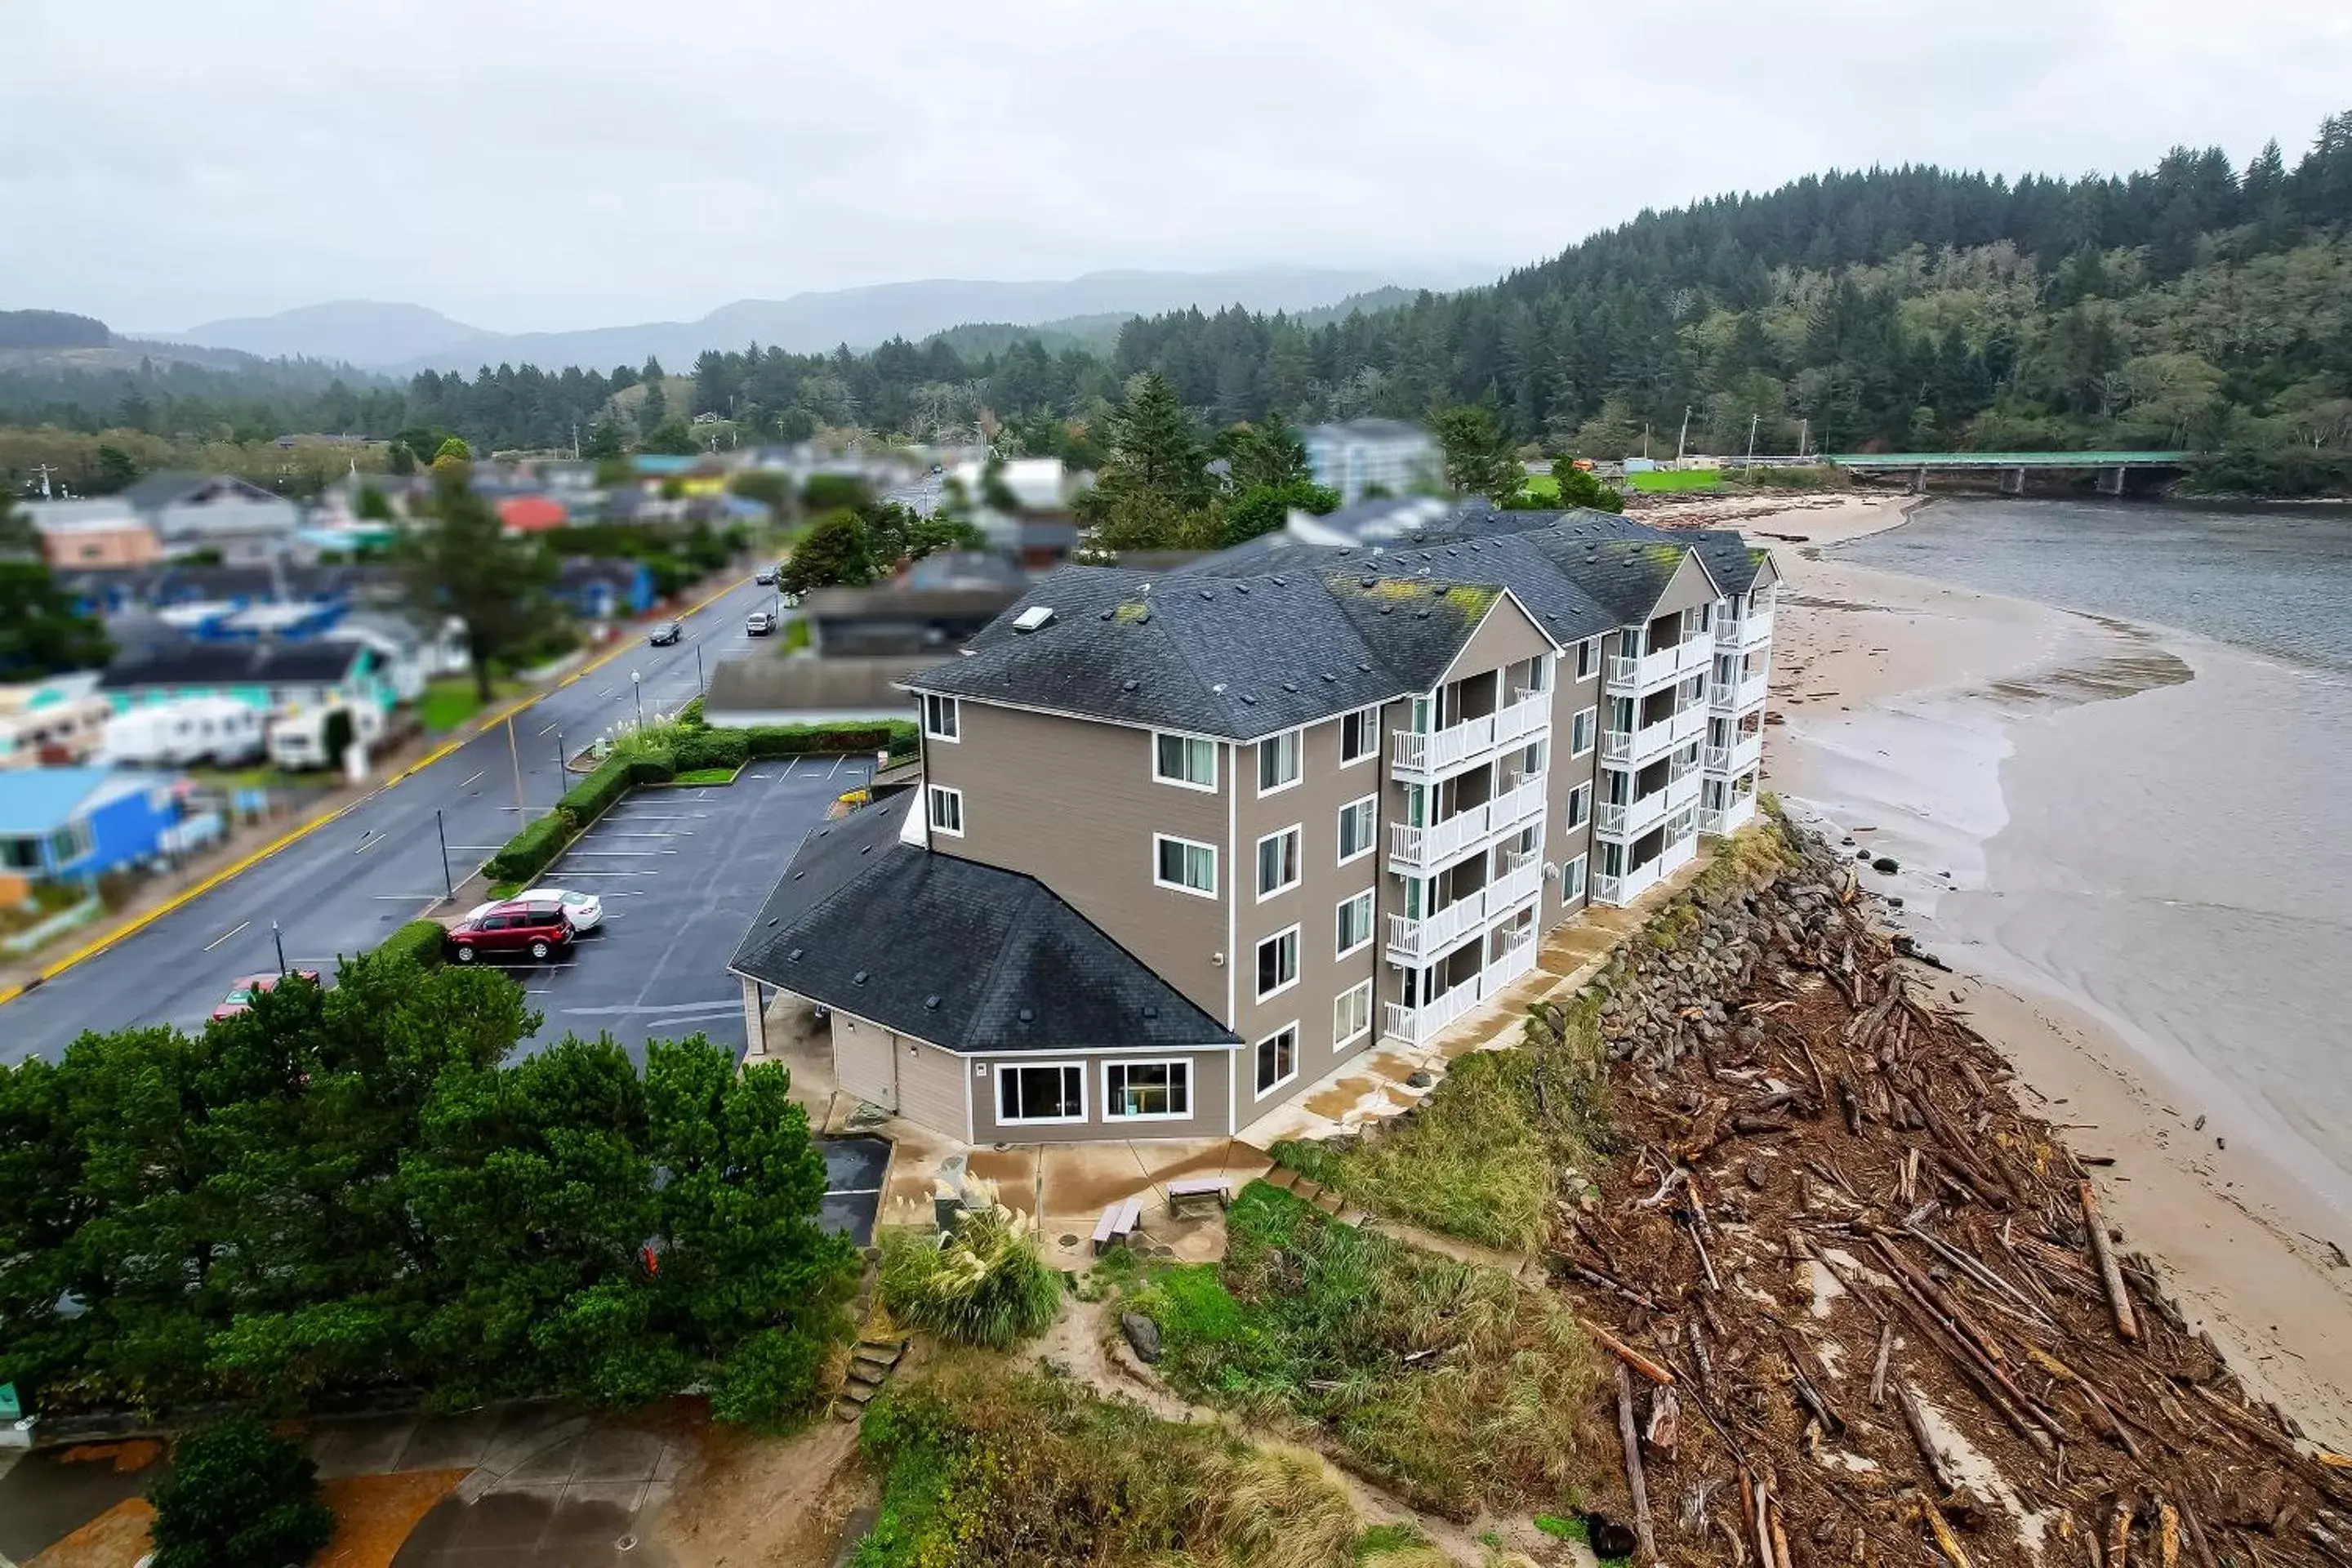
[4,0,2349,332]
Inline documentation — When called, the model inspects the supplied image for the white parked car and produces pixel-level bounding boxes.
[465,887,604,932]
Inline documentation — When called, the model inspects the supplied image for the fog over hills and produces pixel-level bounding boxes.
[157,268,1444,374]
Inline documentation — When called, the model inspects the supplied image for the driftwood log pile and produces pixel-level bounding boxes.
[1546,826,2352,1568]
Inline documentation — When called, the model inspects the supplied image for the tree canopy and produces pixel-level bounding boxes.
[393,475,559,700]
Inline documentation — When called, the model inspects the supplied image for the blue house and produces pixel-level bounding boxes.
[554,559,657,622]
[0,768,186,887]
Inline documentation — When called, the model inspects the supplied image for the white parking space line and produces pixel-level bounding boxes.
[537,721,559,737]
[203,920,251,952]
[567,849,679,856]
[827,757,844,777]
[457,769,486,789]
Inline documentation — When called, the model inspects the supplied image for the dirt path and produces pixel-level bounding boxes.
[653,1418,868,1568]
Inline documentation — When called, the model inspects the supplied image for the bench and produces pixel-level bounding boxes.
[1091,1195,1144,1254]
[1166,1178,1232,1219]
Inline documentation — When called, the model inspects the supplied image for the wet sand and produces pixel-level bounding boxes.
[1746,496,2352,1447]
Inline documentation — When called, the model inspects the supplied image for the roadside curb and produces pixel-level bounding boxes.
[0,572,753,1009]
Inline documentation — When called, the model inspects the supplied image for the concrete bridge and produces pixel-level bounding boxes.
[1822,450,2199,496]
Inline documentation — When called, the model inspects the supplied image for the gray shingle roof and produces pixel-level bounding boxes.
[98,638,369,690]
[730,800,1239,1054]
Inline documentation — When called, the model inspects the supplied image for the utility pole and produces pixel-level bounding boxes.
[572,422,581,461]
[1674,406,1692,468]
[1797,417,1810,461]
[695,643,705,693]
[272,920,287,975]
[632,670,644,728]
[434,808,456,902]
[506,714,527,819]
[1745,412,1760,471]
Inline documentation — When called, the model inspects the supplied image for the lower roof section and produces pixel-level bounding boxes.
[729,798,1240,1056]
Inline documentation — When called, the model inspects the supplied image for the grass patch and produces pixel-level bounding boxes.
[669,767,739,786]
[1270,1003,1613,1253]
[1517,472,1563,505]
[853,1356,1363,1568]
[780,617,811,653]
[418,676,521,733]
[1116,1182,1605,1520]
[878,1201,1061,1349]
[1625,467,1721,492]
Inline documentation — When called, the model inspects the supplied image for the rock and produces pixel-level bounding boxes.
[1585,1514,1640,1559]
[1120,1311,1163,1364]
[1871,855,1900,874]
[1406,1068,1436,1089]
[1886,895,1904,909]
[1857,848,1873,861]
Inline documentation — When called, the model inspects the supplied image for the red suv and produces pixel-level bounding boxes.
[445,900,575,964]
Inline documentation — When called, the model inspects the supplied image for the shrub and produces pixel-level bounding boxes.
[675,694,707,728]
[879,1201,1061,1349]
[709,1323,833,1432]
[483,810,577,885]
[672,728,749,772]
[742,722,900,759]
[376,919,448,970]
[148,1414,335,1568]
[626,747,675,786]
[559,757,632,823]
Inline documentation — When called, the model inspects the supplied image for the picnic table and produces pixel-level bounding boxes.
[1166,1177,1231,1218]
[1091,1194,1143,1254]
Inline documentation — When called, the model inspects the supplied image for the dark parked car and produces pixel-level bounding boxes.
[445,900,576,964]
[648,620,683,646]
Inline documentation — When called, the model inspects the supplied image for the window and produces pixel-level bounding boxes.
[1256,826,1302,899]
[928,785,964,837]
[1335,891,1374,956]
[1106,1060,1191,1120]
[1565,782,1591,831]
[1257,728,1301,794]
[998,1062,1085,1124]
[1517,737,1548,777]
[1255,927,1299,1000]
[1153,732,1217,790]
[1575,638,1599,680]
[1601,768,1632,806]
[922,693,960,742]
[1517,654,1550,696]
[1339,706,1379,764]
[1570,706,1597,756]
[1561,853,1587,901]
[1154,834,1218,898]
[1336,796,1376,863]
[1334,981,1372,1047]
[1255,1024,1298,1096]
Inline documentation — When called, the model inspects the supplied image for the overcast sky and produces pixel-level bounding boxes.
[7,0,2350,334]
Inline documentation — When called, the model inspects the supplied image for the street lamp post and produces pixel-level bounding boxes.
[632,670,644,729]
[696,644,705,693]
[434,808,456,902]
[272,920,287,976]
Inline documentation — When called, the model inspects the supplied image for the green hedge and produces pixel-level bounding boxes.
[742,721,915,758]
[376,919,448,970]
[674,729,750,771]
[485,811,577,885]
[676,695,707,728]
[629,749,676,786]
[559,758,633,824]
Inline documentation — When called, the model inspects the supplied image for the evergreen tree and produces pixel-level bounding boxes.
[1433,406,1522,498]
[393,475,556,702]
[148,1415,334,1568]
[778,510,875,595]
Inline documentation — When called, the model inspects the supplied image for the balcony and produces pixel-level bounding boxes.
[1384,853,1544,963]
[1603,635,1709,696]
[1382,929,1544,1046]
[1704,731,1764,776]
[1600,699,1708,768]
[1702,791,1761,836]
[1594,768,1701,842]
[1390,693,1549,778]
[1710,670,1770,715]
[1386,771,1548,874]
[1716,608,1775,650]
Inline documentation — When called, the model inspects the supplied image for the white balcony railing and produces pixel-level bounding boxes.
[1704,732,1763,776]
[1390,693,1549,777]
[1596,768,1702,842]
[1604,638,1705,695]
[1717,608,1775,650]
[1387,896,1488,962]
[1710,672,1769,714]
[1701,792,1761,836]
[1490,775,1546,831]
[1603,698,1704,770]
[1384,938,1545,1046]
[1388,804,1489,871]
[1490,855,1543,913]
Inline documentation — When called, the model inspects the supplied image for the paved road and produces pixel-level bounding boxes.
[1,575,796,1065]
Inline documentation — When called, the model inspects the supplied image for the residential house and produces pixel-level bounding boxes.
[0,766,193,898]
[1303,419,1441,505]
[730,510,1779,1145]
[120,473,302,564]
[96,638,398,719]
[801,586,1026,658]
[553,559,657,624]
[24,500,163,569]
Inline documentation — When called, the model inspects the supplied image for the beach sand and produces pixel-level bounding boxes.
[1739,494,2352,1448]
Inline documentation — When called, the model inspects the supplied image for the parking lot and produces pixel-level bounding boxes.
[484,753,876,1062]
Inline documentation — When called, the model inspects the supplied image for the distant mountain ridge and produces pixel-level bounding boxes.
[158,269,1428,375]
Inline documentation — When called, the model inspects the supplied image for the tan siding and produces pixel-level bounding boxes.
[1546,657,1601,933]
[1232,707,1383,1126]
[833,1013,898,1111]
[898,1039,969,1141]
[921,701,1227,1016]
[1439,594,1553,686]
[1651,553,1722,617]
[970,1050,1236,1143]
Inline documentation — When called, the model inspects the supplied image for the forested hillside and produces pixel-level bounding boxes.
[7,110,2350,492]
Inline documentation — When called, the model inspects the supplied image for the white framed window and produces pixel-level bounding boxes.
[1153,833,1218,898]
[1561,853,1587,902]
[1105,1059,1192,1120]
[1575,638,1599,680]
[1152,731,1217,791]
[1335,795,1377,864]
[1516,737,1548,777]
[1570,706,1597,756]
[1335,891,1374,957]
[1254,1023,1299,1097]
[928,784,964,837]
[997,1061,1085,1124]
[1257,728,1302,795]
[1334,981,1372,1048]
[1565,782,1591,831]
[1255,825,1302,900]
[1339,706,1379,765]
[922,693,960,742]
[1517,654,1551,696]
[1254,926,1299,1000]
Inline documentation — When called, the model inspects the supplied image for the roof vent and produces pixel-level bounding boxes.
[1272,576,1285,586]
[1356,661,1371,672]
[1013,604,1057,634]
[1018,1006,1034,1022]
[1234,583,1250,595]
[1321,672,1335,682]
[1142,1004,1159,1019]
[852,969,868,984]
[1240,693,1257,704]
[1211,682,1227,693]
[1198,589,1214,600]
[1361,574,1377,587]
[792,870,804,879]
[788,946,803,960]
[1136,610,1152,624]
[1098,609,1113,620]
[924,994,941,1009]
[859,844,871,853]
[1416,608,1432,619]
[1379,604,1394,615]
[1281,681,1296,693]
[1121,679,1139,692]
